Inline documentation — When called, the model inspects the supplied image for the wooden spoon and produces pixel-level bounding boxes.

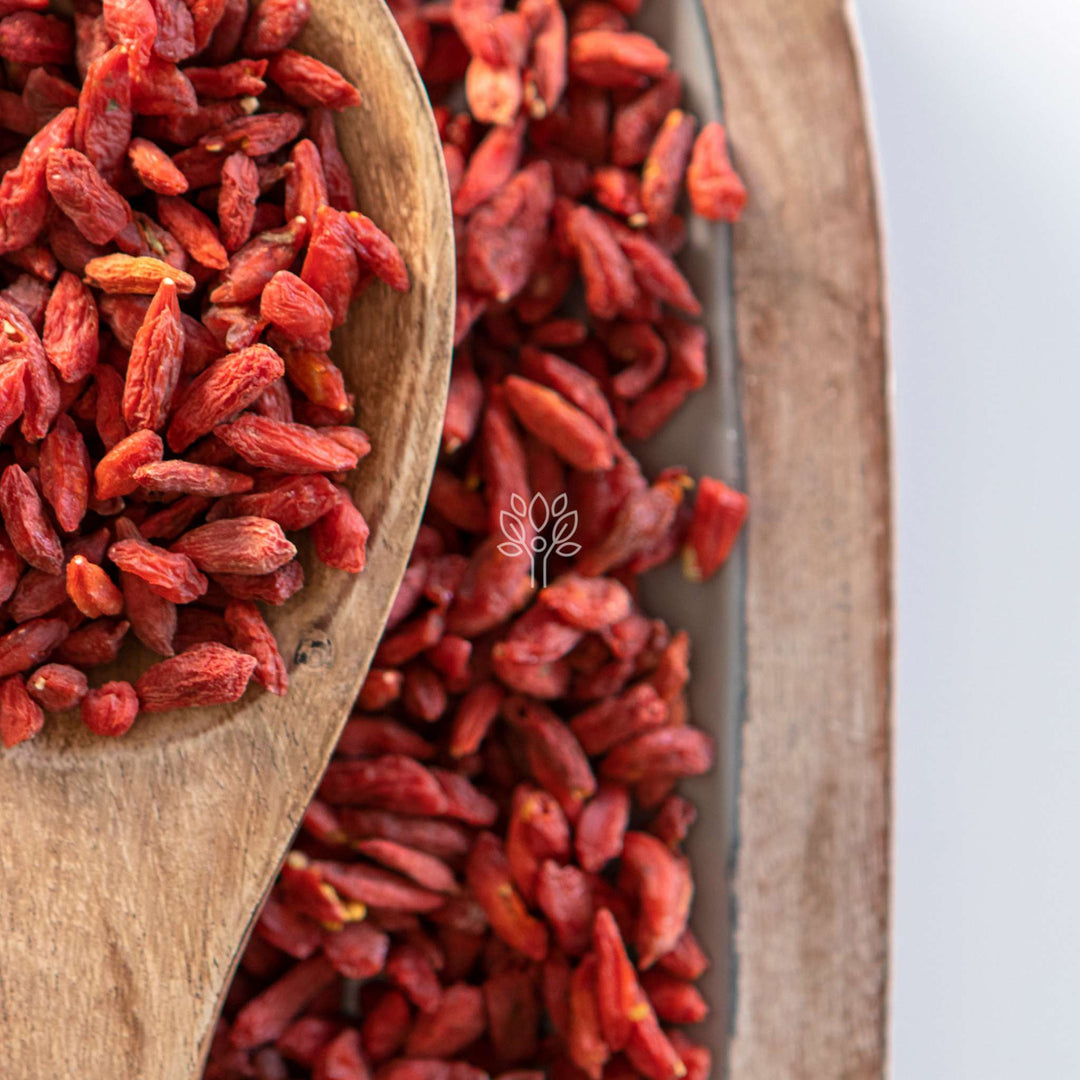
[0,2,455,1075]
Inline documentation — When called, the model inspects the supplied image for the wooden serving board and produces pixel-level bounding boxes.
[700,1,894,1076]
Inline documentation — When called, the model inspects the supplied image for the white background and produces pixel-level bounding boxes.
[853,1,1080,1076]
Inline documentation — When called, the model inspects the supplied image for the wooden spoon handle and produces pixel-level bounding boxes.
[0,723,315,1078]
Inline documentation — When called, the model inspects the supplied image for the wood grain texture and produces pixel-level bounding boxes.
[0,2,455,1076]
[699,1,893,1076]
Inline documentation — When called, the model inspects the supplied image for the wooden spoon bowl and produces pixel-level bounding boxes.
[0,2,455,1075]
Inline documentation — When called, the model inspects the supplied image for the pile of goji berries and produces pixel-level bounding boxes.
[202,1,750,1079]
[0,0,408,741]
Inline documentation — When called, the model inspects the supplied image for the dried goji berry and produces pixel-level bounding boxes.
[0,617,70,678]
[169,516,295,576]
[0,108,75,256]
[187,0,228,52]
[610,222,700,316]
[0,673,45,747]
[639,109,695,227]
[45,147,131,245]
[0,529,22,607]
[310,486,369,574]
[212,561,305,605]
[617,831,692,969]
[466,832,548,962]
[344,212,409,292]
[598,727,714,785]
[464,56,523,127]
[131,56,198,116]
[93,430,163,503]
[568,954,610,1079]
[134,460,254,497]
[101,0,155,65]
[666,1031,709,1080]
[639,968,706,1025]
[503,375,614,472]
[54,617,129,667]
[300,205,361,327]
[267,48,361,110]
[240,0,308,55]
[564,204,637,319]
[0,86,42,137]
[453,116,524,217]
[83,253,196,295]
[209,215,308,305]
[66,554,123,618]
[686,121,746,223]
[224,599,288,695]
[310,1027,367,1080]
[72,47,128,177]
[114,518,177,657]
[38,414,90,533]
[150,0,195,61]
[575,783,631,873]
[261,271,333,352]
[186,58,267,99]
[81,680,139,736]
[2,241,57,281]
[135,640,256,712]
[27,662,87,712]
[681,476,747,582]
[127,137,188,195]
[41,271,98,383]
[122,276,184,432]
[0,11,73,65]
[108,535,208,603]
[403,982,485,1059]
[523,0,566,119]
[213,413,358,473]
[465,162,554,302]
[230,955,337,1051]
[155,193,228,270]
[308,107,357,212]
[318,919,386,979]
[568,30,668,88]
[321,860,445,916]
[320,754,449,814]
[218,150,259,252]
[282,347,349,412]
[212,474,335,532]
[139,495,213,543]
[360,989,410,1064]
[115,212,188,272]
[0,462,62,572]
[0,273,50,325]
[166,344,285,451]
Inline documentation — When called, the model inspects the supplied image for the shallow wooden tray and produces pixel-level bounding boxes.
[703,0,893,1075]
